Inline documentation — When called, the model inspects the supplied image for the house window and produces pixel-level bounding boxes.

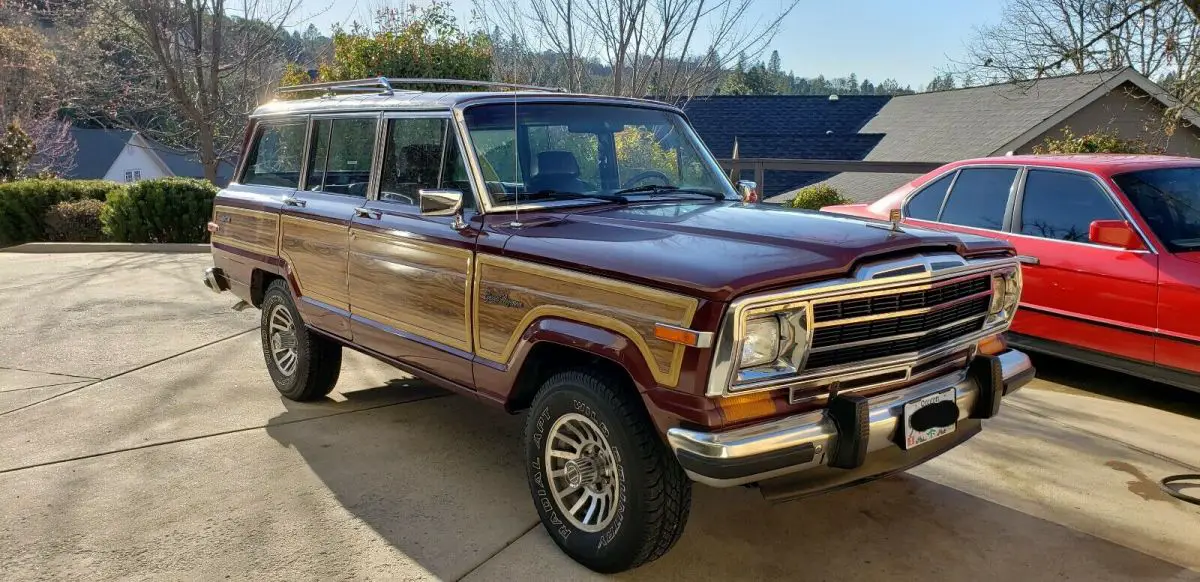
[124,170,142,183]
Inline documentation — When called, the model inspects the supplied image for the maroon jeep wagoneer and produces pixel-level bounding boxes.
[202,78,1034,572]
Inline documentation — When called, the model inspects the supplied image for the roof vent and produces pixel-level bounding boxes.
[828,94,839,101]
[826,130,834,135]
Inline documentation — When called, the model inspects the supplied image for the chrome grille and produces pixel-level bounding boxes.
[811,277,990,323]
[805,276,992,372]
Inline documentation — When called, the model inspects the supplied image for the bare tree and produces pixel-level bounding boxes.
[0,24,77,177]
[476,0,798,98]
[61,0,300,182]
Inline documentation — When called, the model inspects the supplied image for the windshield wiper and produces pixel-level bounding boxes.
[611,184,727,201]
[523,190,629,204]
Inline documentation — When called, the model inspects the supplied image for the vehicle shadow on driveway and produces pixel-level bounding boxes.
[1029,353,1200,420]
[263,380,1192,581]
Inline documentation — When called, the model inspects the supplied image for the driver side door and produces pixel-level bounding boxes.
[347,114,481,388]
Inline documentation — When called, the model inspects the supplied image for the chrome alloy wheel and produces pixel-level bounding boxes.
[267,304,299,376]
[544,413,620,532]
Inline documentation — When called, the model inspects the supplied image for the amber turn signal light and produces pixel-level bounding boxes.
[653,324,713,348]
[978,334,1007,356]
[719,390,776,423]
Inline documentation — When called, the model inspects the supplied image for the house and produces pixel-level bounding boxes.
[677,94,888,199]
[675,68,1200,204]
[65,128,235,186]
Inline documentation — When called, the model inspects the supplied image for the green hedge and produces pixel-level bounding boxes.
[45,199,107,242]
[101,178,217,243]
[0,179,124,246]
[787,184,851,210]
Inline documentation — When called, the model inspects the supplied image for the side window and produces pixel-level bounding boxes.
[939,167,1018,230]
[905,173,954,220]
[379,118,476,210]
[241,122,306,188]
[306,117,376,197]
[1020,170,1121,242]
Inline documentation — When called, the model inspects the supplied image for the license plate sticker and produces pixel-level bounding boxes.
[901,388,958,450]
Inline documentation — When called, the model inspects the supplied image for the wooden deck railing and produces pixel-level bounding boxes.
[715,158,946,194]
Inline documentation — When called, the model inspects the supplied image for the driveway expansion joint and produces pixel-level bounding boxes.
[0,391,453,475]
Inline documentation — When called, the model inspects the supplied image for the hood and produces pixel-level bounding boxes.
[494,202,1013,302]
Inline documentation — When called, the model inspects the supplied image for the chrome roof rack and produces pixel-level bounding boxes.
[275,77,567,96]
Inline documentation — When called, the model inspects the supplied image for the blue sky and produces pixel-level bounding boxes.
[289,0,1006,89]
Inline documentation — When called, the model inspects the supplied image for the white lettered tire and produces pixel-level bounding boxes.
[524,368,691,573]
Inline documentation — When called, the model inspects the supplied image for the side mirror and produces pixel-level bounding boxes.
[419,189,467,229]
[1088,219,1145,251]
[736,180,759,203]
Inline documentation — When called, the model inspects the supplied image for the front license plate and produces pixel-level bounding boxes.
[901,388,958,450]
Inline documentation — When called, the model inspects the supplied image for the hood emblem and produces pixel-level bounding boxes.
[866,209,905,235]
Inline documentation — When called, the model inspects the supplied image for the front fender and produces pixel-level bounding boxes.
[509,317,661,394]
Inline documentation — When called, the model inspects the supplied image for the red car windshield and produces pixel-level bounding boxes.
[1112,167,1200,252]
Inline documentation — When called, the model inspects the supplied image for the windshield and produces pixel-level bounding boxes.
[1112,167,1200,252]
[462,103,736,207]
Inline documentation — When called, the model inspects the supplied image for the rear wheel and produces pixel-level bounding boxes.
[259,280,341,401]
[524,368,691,573]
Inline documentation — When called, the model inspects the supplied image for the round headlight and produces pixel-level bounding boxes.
[741,317,781,368]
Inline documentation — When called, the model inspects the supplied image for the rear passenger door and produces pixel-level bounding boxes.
[278,114,379,338]
[1009,168,1159,364]
[347,114,480,388]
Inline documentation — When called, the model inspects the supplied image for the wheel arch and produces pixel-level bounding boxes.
[503,317,660,413]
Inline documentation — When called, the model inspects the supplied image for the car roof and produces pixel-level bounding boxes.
[251,91,683,117]
[941,154,1200,176]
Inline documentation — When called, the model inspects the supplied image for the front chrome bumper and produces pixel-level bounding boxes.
[667,349,1034,490]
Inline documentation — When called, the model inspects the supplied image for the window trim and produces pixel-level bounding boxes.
[1010,166,1157,254]
[235,116,308,190]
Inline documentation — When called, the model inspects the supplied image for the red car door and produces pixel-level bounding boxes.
[1007,168,1159,364]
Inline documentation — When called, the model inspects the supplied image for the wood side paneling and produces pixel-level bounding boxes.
[473,255,698,387]
[280,215,350,310]
[348,229,474,352]
[210,206,279,256]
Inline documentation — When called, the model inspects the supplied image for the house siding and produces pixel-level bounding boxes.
[1017,81,1200,156]
[102,141,170,182]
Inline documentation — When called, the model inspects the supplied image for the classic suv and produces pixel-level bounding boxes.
[203,78,1033,572]
[824,154,1200,391]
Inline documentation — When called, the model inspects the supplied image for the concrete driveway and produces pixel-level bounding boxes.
[1,252,1198,581]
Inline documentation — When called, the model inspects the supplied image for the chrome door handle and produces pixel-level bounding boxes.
[1017,255,1040,265]
[354,207,381,220]
[283,196,306,207]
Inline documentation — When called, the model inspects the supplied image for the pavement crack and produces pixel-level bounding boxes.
[455,521,540,582]
[0,366,99,381]
[0,328,256,418]
[0,380,90,393]
[0,392,453,476]
[1007,400,1200,472]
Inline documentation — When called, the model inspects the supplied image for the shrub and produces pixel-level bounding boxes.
[0,179,123,246]
[101,178,217,243]
[44,199,107,242]
[787,184,850,210]
[1033,127,1163,154]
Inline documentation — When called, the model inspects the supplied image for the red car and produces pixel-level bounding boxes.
[824,154,1200,391]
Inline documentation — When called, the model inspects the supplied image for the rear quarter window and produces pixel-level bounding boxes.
[241,122,306,188]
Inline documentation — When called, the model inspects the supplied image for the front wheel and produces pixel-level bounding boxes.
[524,369,692,573]
[259,280,342,401]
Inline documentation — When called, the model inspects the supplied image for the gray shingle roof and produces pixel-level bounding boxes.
[64,128,135,180]
[771,69,1134,203]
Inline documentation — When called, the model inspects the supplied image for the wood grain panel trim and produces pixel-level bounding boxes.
[280,215,351,310]
[473,254,699,387]
[211,206,279,256]
[348,229,475,352]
